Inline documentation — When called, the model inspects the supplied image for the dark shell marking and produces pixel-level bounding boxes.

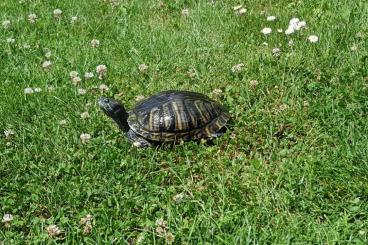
[127,90,230,141]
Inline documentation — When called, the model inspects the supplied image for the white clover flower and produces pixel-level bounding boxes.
[83,224,92,235]
[233,5,243,11]
[80,214,93,235]
[165,232,175,243]
[156,226,166,236]
[231,63,244,74]
[296,21,306,30]
[285,17,301,35]
[24,87,34,94]
[272,48,281,57]
[84,72,94,80]
[308,35,319,43]
[99,84,109,92]
[78,88,87,95]
[71,16,78,23]
[288,40,294,46]
[28,13,37,24]
[53,9,63,18]
[297,20,307,29]
[4,129,15,138]
[181,9,189,17]
[261,27,272,35]
[173,193,185,203]
[285,27,295,35]
[96,64,107,79]
[42,61,52,70]
[34,87,42,93]
[46,224,62,237]
[155,217,169,236]
[237,8,247,16]
[286,18,306,34]
[138,63,148,73]
[2,20,11,29]
[289,17,300,27]
[2,214,13,223]
[6,38,15,44]
[80,133,91,143]
[59,119,67,125]
[72,76,82,85]
[212,88,223,97]
[155,218,167,228]
[69,71,79,78]
[135,95,145,101]
[303,100,309,107]
[267,16,276,21]
[2,213,13,228]
[80,112,90,119]
[249,80,259,88]
[79,214,93,225]
[90,39,100,48]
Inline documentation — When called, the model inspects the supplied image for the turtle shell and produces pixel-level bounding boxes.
[127,90,230,141]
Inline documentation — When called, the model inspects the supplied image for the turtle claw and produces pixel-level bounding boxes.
[133,141,151,148]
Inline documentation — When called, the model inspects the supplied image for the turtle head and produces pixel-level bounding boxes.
[98,97,130,132]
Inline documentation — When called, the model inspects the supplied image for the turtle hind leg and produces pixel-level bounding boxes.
[211,126,227,139]
[199,127,227,146]
[127,129,151,148]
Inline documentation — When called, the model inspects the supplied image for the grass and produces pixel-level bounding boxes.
[1,0,368,243]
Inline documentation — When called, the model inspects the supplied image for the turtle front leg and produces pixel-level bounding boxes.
[127,129,151,148]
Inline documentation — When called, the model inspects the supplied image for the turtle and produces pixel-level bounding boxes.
[98,90,230,147]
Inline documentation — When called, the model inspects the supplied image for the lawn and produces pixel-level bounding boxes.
[1,0,368,244]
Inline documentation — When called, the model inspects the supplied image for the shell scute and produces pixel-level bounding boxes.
[127,91,229,141]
